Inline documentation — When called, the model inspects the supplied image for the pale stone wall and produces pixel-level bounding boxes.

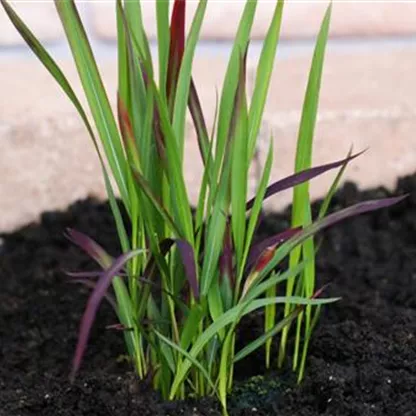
[1,1,416,232]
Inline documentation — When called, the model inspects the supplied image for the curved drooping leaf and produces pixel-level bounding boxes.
[65,228,113,269]
[246,151,363,210]
[70,249,146,382]
[260,195,407,279]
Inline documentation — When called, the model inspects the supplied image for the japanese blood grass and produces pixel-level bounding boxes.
[2,0,405,414]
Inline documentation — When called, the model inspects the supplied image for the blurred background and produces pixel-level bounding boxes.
[1,1,416,232]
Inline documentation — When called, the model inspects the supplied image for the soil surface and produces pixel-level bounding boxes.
[1,176,415,416]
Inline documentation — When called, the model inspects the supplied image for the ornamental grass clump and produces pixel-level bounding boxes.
[2,0,405,414]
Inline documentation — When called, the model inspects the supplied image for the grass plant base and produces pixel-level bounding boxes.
[1,176,415,416]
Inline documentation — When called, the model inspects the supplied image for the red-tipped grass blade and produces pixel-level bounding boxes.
[246,227,302,273]
[246,151,364,210]
[167,0,185,104]
[70,248,145,382]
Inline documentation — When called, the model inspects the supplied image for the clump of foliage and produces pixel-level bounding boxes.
[2,1,404,414]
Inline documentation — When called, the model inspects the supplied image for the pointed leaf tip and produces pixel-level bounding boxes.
[65,228,113,269]
[167,0,186,101]
[254,246,276,273]
[246,151,365,211]
[247,227,302,272]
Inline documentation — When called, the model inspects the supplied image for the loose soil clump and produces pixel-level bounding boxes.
[1,177,415,416]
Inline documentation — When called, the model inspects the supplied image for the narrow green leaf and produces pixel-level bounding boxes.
[155,330,218,396]
[180,305,204,351]
[156,0,170,96]
[172,0,207,161]
[231,50,249,270]
[281,3,332,368]
[237,139,274,293]
[248,0,284,159]
[132,167,184,239]
[169,293,338,399]
[234,302,304,363]
[213,0,257,187]
[318,147,354,220]
[55,0,129,207]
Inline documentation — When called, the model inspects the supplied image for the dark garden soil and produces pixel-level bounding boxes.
[1,175,416,416]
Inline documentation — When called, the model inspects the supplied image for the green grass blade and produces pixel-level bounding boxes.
[218,331,234,412]
[281,3,332,368]
[152,86,194,242]
[264,285,276,368]
[132,167,184,239]
[55,0,129,207]
[234,302,304,363]
[231,51,249,270]
[237,139,274,294]
[169,294,338,399]
[180,305,204,351]
[200,164,230,296]
[116,1,129,112]
[213,1,257,186]
[0,1,134,285]
[156,0,170,97]
[248,0,284,159]
[172,0,207,161]
[155,330,218,397]
[319,146,353,220]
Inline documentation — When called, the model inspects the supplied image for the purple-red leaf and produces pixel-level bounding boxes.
[167,0,185,104]
[65,228,112,268]
[189,78,210,165]
[246,151,364,210]
[311,284,329,299]
[316,195,407,229]
[67,277,118,312]
[66,270,103,279]
[70,248,145,382]
[276,195,407,266]
[246,227,302,273]
[219,220,234,285]
[176,239,199,300]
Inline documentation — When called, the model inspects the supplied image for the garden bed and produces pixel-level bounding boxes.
[1,176,415,416]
